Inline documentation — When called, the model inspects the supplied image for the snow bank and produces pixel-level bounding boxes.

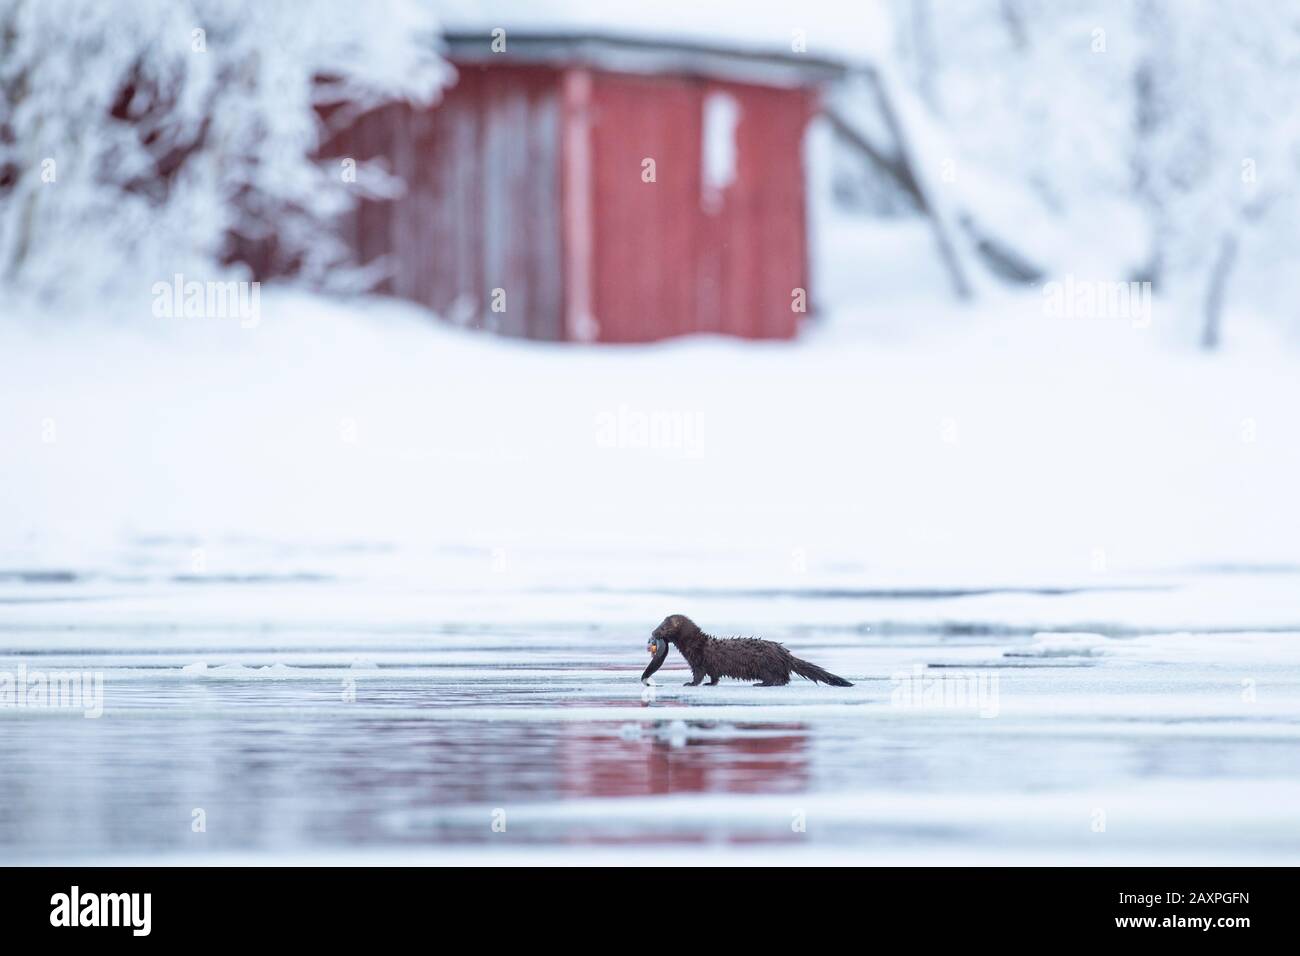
[3,287,1300,592]
[1010,629,1300,664]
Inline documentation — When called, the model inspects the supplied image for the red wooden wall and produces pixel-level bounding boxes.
[322,61,817,343]
[581,72,814,342]
[324,64,567,340]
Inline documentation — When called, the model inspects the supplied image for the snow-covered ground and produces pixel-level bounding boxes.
[2,283,1299,864]
[4,281,1299,582]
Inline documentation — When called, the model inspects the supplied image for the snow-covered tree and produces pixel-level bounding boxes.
[1128,0,1300,346]
[0,0,448,308]
[882,0,1300,343]
[885,0,1143,241]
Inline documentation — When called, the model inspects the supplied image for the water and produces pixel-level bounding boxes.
[3,564,1300,864]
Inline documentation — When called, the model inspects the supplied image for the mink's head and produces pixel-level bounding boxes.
[642,615,699,684]
[652,614,697,644]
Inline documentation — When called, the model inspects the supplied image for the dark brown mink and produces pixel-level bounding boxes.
[641,614,853,687]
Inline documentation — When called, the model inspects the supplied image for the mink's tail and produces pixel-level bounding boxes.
[790,656,853,687]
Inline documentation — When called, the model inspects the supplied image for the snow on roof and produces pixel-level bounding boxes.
[437,0,890,66]
[441,32,848,87]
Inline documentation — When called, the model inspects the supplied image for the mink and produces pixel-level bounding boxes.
[641,614,853,687]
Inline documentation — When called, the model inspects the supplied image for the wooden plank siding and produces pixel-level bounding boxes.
[322,65,566,339]
[320,56,818,343]
[582,71,701,343]
[582,72,814,342]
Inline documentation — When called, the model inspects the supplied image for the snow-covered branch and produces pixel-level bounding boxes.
[0,0,449,309]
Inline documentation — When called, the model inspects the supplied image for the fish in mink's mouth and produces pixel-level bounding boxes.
[641,636,669,684]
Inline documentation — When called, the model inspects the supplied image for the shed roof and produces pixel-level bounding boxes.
[442,31,849,87]
[438,0,888,69]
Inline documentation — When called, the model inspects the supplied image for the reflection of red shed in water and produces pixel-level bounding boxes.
[559,722,811,801]
[322,33,843,343]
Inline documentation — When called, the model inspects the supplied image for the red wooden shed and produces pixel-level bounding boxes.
[322,32,844,343]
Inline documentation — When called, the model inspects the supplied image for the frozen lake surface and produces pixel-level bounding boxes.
[3,550,1299,865]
